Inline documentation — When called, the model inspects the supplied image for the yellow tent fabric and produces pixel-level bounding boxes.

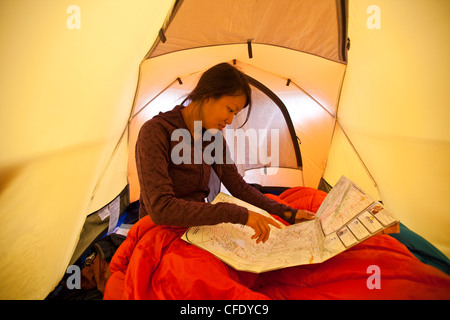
[0,0,448,300]
[326,0,450,259]
[0,0,176,300]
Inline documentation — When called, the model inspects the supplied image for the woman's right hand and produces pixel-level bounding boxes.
[246,210,281,244]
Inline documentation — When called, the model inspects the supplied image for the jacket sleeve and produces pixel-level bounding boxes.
[135,119,248,227]
[214,138,298,222]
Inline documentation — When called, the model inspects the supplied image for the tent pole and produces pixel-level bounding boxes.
[335,121,378,189]
[290,80,378,190]
[131,79,178,120]
[291,81,336,118]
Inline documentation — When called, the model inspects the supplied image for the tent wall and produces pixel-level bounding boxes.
[326,0,450,257]
[0,0,176,300]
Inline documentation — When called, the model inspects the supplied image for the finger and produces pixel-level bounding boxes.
[266,217,282,229]
[259,220,271,244]
[261,223,270,243]
[262,228,270,243]
[251,224,262,241]
[252,221,264,244]
[305,211,316,220]
[296,210,316,220]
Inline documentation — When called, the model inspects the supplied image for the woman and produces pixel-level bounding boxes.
[135,63,315,244]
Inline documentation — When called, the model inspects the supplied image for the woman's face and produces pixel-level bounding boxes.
[201,94,247,131]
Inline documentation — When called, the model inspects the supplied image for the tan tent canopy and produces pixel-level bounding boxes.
[1,0,449,299]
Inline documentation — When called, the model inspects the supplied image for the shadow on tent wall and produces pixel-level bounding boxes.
[46,185,135,300]
[69,186,130,267]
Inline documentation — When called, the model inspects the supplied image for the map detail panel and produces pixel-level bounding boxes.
[317,177,374,235]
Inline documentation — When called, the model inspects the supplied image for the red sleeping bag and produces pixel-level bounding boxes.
[104,187,450,300]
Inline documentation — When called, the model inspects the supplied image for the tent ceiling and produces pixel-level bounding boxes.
[147,0,347,64]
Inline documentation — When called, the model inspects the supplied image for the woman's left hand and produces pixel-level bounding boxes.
[294,209,316,222]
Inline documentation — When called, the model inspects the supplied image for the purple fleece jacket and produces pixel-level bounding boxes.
[135,105,297,227]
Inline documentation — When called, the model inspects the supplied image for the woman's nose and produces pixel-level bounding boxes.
[225,114,234,125]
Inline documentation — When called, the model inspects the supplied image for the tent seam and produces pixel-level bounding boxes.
[147,43,348,65]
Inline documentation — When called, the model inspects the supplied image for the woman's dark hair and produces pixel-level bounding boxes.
[182,62,252,126]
